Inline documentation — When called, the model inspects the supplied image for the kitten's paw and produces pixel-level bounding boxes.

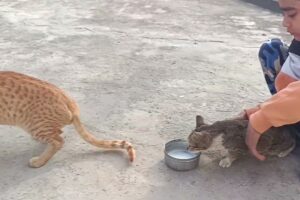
[29,157,46,168]
[219,157,232,168]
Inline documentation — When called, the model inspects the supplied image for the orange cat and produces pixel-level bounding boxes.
[0,71,135,168]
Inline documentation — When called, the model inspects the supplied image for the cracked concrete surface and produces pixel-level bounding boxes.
[0,0,299,199]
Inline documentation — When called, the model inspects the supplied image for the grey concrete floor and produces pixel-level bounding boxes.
[0,0,299,199]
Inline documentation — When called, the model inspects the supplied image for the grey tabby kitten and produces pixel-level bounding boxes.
[188,115,296,168]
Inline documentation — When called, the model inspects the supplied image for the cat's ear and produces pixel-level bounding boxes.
[196,115,205,128]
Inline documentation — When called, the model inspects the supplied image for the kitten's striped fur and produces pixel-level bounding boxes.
[188,115,295,168]
[0,71,135,168]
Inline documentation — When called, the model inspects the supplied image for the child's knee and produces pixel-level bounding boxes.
[258,38,288,66]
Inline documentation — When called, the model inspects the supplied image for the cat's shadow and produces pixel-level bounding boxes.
[0,144,132,193]
[64,149,133,168]
[1,144,300,196]
[198,148,300,178]
[140,148,300,199]
[0,143,49,193]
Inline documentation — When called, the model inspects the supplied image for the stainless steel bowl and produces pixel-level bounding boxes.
[164,139,201,171]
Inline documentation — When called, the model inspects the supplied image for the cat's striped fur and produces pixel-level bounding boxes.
[188,115,295,167]
[0,71,135,168]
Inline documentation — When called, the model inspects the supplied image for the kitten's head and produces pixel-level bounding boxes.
[188,115,213,152]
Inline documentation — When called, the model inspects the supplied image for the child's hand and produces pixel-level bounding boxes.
[233,107,260,120]
[246,123,266,161]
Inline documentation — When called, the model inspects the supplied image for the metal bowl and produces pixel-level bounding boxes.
[164,139,201,171]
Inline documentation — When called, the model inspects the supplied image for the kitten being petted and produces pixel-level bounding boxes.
[188,115,295,168]
[0,71,135,168]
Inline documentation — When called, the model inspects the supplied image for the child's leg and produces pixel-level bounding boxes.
[258,38,289,94]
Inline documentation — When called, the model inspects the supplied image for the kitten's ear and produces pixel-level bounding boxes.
[196,115,205,128]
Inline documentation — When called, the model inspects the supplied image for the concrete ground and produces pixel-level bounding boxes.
[0,0,299,199]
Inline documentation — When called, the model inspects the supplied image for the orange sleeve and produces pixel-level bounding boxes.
[244,72,296,119]
[250,81,300,133]
[275,71,297,91]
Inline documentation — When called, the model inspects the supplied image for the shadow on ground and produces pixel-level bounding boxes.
[241,0,281,13]
[143,153,300,199]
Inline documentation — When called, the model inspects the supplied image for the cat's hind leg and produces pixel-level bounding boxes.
[278,142,296,158]
[29,131,64,168]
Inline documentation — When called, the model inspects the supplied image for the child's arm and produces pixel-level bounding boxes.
[244,71,297,120]
[250,80,300,133]
[275,71,298,91]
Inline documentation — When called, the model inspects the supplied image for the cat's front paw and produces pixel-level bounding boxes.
[29,157,46,168]
[219,157,232,168]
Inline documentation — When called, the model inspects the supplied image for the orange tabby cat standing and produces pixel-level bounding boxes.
[0,71,135,168]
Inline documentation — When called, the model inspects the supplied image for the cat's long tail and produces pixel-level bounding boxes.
[72,115,135,162]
